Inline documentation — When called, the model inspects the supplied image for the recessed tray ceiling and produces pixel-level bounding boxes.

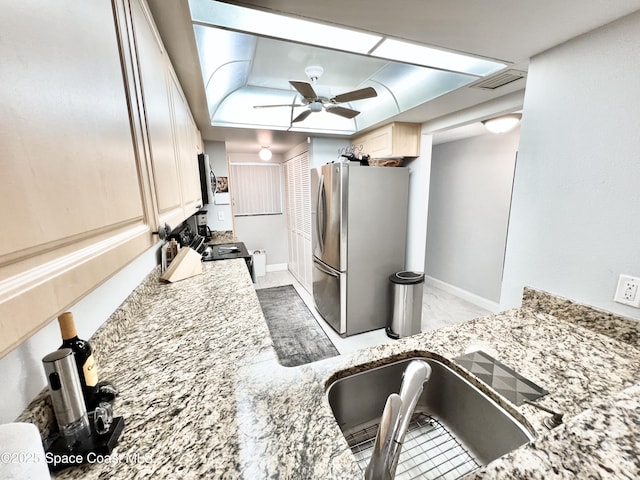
[189,0,503,136]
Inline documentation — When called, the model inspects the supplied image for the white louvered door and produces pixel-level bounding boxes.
[284,151,312,292]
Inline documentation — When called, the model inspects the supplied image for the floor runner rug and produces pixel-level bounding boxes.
[256,285,339,367]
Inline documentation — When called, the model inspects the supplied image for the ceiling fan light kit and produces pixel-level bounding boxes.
[309,101,323,113]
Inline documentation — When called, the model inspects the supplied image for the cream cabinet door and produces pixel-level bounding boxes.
[0,0,155,357]
[131,0,202,230]
[352,122,421,158]
[0,0,204,358]
[169,73,203,215]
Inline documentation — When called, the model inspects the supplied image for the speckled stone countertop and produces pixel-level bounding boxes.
[18,261,640,478]
[209,230,236,245]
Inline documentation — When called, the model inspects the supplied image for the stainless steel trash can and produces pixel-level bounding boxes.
[386,271,425,339]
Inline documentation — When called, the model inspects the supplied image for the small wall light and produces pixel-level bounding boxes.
[482,113,522,134]
[259,146,272,161]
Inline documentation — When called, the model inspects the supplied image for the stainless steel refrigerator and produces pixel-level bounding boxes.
[311,162,409,336]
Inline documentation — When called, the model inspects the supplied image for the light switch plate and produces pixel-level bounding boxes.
[613,274,640,308]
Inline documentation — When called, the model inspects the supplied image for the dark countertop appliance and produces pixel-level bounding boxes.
[203,242,254,282]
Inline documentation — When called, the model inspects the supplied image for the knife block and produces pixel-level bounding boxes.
[160,247,202,282]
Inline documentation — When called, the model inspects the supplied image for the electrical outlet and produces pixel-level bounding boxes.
[613,274,640,308]
[623,283,638,301]
[217,211,224,221]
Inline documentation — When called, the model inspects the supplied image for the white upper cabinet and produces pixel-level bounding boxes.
[0,0,202,358]
[169,73,203,214]
[351,122,421,158]
[130,0,202,229]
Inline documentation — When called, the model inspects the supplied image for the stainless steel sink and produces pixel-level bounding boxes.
[326,356,535,479]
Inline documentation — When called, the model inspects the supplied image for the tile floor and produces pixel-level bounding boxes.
[253,270,491,355]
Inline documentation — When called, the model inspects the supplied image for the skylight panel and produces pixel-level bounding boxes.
[371,39,505,77]
[189,0,382,54]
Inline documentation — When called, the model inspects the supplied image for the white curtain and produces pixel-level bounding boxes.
[229,163,283,216]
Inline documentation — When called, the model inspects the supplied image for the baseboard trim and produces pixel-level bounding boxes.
[424,275,502,313]
[266,263,288,272]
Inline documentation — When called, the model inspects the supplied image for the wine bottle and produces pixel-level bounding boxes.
[57,312,98,408]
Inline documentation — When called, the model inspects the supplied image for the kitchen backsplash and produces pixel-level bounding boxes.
[522,287,640,348]
[15,267,161,437]
[210,230,236,245]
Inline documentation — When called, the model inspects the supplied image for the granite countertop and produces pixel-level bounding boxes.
[209,230,236,245]
[18,260,640,478]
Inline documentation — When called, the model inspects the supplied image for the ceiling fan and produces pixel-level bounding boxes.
[253,65,377,123]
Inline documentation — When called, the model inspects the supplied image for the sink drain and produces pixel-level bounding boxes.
[345,412,480,480]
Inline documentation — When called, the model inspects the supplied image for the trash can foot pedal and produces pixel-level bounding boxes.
[385,327,399,340]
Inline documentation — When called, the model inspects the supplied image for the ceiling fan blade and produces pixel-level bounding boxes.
[289,81,317,100]
[332,86,377,103]
[326,106,360,119]
[253,103,305,109]
[292,109,312,123]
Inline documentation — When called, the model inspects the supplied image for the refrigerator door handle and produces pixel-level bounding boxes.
[316,173,326,253]
[313,257,339,277]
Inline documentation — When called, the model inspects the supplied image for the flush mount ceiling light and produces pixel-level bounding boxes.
[259,146,272,161]
[482,113,522,134]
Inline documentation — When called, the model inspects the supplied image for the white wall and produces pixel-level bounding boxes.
[425,129,519,303]
[500,10,640,319]
[404,133,432,272]
[203,141,233,231]
[229,152,289,266]
[0,246,159,423]
[419,92,525,282]
[310,137,349,167]
[234,213,289,267]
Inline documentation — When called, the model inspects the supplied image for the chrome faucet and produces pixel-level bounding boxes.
[365,360,432,480]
